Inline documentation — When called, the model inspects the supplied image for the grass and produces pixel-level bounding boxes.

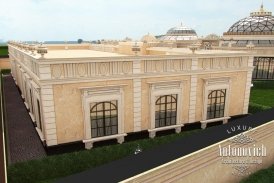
[250,89,274,107]
[7,129,201,183]
[240,164,274,183]
[250,81,274,106]
[248,80,274,114]
[0,46,8,56]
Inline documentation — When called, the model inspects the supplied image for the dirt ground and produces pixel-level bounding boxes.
[0,58,10,69]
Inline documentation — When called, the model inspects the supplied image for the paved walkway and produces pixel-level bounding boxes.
[3,75,46,164]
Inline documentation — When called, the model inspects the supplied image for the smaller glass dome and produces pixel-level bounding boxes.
[160,23,198,41]
[166,26,197,36]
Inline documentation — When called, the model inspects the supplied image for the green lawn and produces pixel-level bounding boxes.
[7,129,201,183]
[248,80,274,113]
[240,164,274,183]
[250,80,274,107]
[250,89,274,107]
[0,46,8,56]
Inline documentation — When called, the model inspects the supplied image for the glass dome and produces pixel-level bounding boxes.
[223,5,274,47]
[166,26,197,36]
[160,23,198,41]
[227,5,274,34]
[227,16,274,33]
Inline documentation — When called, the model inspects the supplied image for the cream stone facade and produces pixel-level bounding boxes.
[7,41,253,149]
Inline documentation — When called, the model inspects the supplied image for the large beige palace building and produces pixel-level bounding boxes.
[11,5,274,149]
[7,41,253,149]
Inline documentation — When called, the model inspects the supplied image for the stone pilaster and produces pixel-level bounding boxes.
[41,85,58,146]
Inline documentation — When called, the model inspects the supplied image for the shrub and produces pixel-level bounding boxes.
[0,46,8,56]
[248,102,272,114]
[1,69,11,75]
[252,81,274,89]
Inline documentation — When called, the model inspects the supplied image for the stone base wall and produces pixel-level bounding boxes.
[122,120,274,183]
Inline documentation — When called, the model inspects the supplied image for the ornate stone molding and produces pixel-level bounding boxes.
[50,61,133,79]
[144,59,191,73]
[198,57,248,70]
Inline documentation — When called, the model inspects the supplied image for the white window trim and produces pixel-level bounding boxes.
[148,80,184,138]
[202,77,231,129]
[81,86,126,149]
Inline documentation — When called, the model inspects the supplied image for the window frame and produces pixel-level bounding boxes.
[90,101,118,138]
[206,89,227,120]
[149,81,183,130]
[155,94,178,128]
[202,77,231,121]
[82,86,124,141]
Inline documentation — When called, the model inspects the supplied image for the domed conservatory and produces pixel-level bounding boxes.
[221,4,274,80]
[159,23,198,41]
[159,23,198,47]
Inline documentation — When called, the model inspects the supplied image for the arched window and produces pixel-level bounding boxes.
[90,101,118,138]
[207,90,226,120]
[155,94,177,128]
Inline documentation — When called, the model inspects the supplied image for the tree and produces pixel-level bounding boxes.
[77,39,83,44]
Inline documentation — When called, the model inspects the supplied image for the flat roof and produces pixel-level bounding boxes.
[43,49,127,59]
[147,47,247,55]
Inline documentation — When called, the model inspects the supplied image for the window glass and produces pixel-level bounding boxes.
[207,90,226,120]
[155,95,177,128]
[90,101,118,138]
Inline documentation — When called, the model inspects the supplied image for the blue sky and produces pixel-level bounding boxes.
[0,0,273,41]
